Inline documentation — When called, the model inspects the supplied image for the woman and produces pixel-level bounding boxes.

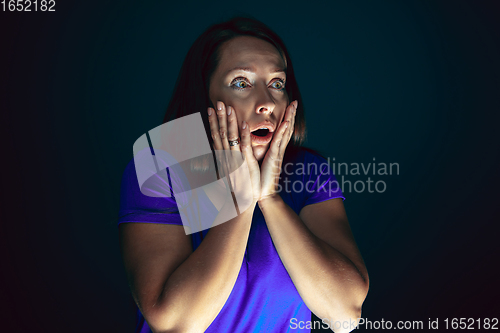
[118,17,369,333]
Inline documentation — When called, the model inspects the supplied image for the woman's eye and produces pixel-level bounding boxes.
[270,79,285,90]
[231,78,251,90]
[236,81,249,88]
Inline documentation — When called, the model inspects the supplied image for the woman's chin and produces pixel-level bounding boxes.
[252,144,269,162]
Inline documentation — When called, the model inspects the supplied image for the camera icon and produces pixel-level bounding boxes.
[132,113,253,235]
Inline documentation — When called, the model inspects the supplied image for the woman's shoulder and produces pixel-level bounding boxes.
[285,146,327,165]
[280,146,333,184]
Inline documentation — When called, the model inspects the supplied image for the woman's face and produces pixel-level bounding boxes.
[209,36,289,161]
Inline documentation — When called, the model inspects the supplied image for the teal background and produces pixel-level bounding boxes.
[1,1,499,331]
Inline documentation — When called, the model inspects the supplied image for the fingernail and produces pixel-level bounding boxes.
[294,100,298,108]
[217,101,223,111]
[285,121,289,128]
[242,121,247,129]
[227,106,232,116]
[208,107,213,116]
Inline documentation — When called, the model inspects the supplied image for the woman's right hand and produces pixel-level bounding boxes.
[208,101,261,211]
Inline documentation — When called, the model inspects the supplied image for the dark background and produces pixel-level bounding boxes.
[1,1,499,332]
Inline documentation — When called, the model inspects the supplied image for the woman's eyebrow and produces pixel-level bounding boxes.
[226,67,286,75]
[272,68,286,74]
[228,67,254,73]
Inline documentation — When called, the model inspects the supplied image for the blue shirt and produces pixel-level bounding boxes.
[118,148,345,332]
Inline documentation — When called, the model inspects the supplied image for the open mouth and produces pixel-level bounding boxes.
[252,128,270,137]
[250,127,274,144]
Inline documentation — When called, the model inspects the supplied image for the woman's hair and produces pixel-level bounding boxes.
[162,17,307,163]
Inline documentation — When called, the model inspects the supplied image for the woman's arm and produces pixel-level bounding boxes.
[119,199,256,333]
[119,102,262,333]
[258,196,369,333]
[250,98,367,331]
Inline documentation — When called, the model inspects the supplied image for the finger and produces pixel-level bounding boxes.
[283,101,295,128]
[218,103,238,188]
[240,120,251,153]
[282,101,297,154]
[289,100,297,142]
[209,106,229,180]
[208,107,223,151]
[227,106,241,152]
[270,120,289,161]
[216,101,230,151]
[278,102,296,157]
[240,120,258,167]
[225,106,242,192]
[240,120,260,198]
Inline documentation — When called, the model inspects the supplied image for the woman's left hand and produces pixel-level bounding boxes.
[258,100,297,201]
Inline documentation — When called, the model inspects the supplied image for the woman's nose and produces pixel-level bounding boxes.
[255,85,275,115]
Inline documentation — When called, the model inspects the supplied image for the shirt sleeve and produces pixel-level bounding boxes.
[301,151,345,207]
[117,158,182,226]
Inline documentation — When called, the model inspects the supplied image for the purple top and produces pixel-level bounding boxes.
[118,148,345,332]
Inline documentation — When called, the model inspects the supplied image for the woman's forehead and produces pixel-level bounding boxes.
[217,36,286,75]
